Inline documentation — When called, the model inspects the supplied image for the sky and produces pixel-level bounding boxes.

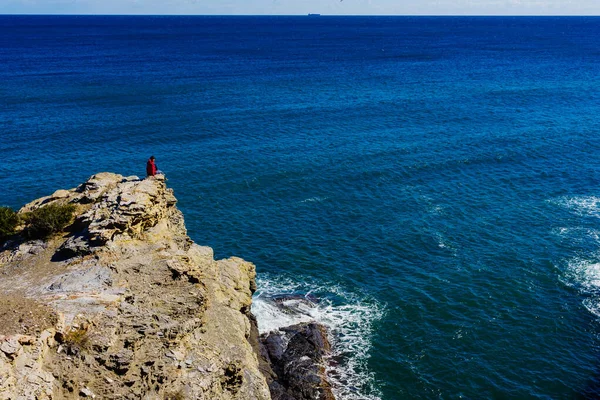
[0,0,599,16]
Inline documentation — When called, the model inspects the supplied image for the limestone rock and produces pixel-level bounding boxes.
[80,386,96,398]
[0,239,48,265]
[20,188,80,214]
[0,332,55,400]
[75,172,128,204]
[0,337,21,358]
[0,173,270,400]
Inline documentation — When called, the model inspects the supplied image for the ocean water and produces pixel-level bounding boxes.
[2,15,600,399]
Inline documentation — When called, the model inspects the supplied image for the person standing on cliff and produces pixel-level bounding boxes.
[146,156,158,177]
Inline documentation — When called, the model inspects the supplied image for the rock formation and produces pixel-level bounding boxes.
[0,173,270,399]
[260,323,335,400]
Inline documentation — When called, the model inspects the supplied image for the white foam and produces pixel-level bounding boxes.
[251,297,314,333]
[433,232,458,256]
[252,274,385,400]
[564,257,600,292]
[430,205,444,215]
[553,227,600,246]
[561,255,600,320]
[551,196,600,218]
[552,195,600,319]
[583,297,600,318]
[300,196,329,204]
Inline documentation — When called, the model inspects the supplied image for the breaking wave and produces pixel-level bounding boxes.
[555,196,600,317]
[563,256,600,317]
[551,196,600,218]
[299,196,330,204]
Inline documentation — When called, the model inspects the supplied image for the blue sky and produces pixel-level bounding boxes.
[1,0,599,15]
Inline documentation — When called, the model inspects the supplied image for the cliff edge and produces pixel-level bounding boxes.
[0,173,271,399]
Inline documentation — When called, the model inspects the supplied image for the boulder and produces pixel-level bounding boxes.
[261,323,335,400]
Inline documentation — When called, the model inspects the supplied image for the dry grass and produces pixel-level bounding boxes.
[63,327,90,349]
[164,390,186,400]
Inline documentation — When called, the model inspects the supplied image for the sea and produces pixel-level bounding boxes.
[1,15,600,399]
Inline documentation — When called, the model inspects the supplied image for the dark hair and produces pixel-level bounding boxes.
[150,156,155,160]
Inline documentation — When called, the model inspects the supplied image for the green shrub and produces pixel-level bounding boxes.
[0,206,19,243]
[23,203,76,240]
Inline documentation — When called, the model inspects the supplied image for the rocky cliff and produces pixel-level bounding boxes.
[0,173,271,399]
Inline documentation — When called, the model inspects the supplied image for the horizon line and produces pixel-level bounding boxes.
[1,13,600,17]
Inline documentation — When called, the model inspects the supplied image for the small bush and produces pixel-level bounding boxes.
[62,326,90,355]
[0,206,19,243]
[23,203,76,240]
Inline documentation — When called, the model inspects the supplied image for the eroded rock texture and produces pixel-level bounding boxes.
[0,173,270,400]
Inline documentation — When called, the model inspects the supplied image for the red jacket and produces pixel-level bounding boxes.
[146,159,157,176]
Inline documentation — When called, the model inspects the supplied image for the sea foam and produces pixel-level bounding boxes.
[299,196,330,204]
[563,256,600,317]
[252,273,385,400]
[552,196,600,218]
[554,197,600,317]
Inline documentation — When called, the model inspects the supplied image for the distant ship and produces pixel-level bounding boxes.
[308,13,321,17]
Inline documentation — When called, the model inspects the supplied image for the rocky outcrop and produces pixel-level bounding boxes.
[260,323,334,400]
[0,173,270,399]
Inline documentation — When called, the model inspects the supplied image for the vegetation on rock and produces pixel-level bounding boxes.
[22,203,76,240]
[61,326,91,356]
[0,206,19,243]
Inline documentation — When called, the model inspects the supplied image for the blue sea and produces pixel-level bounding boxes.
[2,15,600,399]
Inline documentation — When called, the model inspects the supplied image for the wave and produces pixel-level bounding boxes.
[563,256,600,317]
[553,197,600,317]
[251,273,385,400]
[299,196,330,204]
[551,196,600,218]
[564,256,600,292]
[552,227,600,244]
